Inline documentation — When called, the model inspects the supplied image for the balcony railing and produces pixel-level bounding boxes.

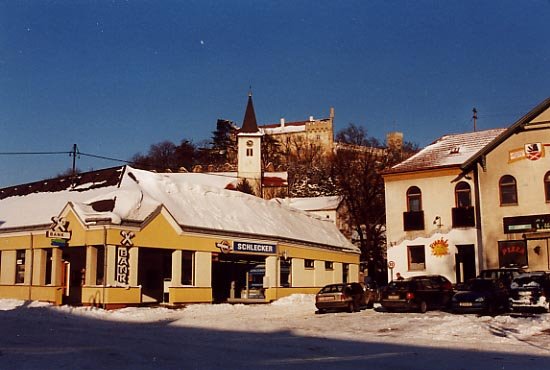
[403,211,425,231]
[452,207,475,228]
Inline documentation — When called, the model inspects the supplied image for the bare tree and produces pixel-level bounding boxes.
[331,124,391,282]
[131,139,197,172]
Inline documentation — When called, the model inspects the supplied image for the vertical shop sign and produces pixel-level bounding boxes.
[117,230,134,285]
[116,246,129,285]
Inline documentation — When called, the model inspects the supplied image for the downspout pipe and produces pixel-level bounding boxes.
[473,164,484,273]
[103,226,107,309]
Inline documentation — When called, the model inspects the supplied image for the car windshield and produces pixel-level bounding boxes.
[319,285,344,293]
[511,274,545,288]
[469,279,494,292]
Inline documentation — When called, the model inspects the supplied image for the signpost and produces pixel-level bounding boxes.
[388,260,395,280]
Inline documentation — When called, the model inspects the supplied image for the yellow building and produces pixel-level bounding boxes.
[0,166,359,307]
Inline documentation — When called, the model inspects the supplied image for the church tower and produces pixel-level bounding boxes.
[237,93,263,195]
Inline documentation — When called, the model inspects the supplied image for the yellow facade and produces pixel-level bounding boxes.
[0,203,359,307]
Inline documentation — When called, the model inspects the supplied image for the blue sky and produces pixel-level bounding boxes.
[1,0,549,186]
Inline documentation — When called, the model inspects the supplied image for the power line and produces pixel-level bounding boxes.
[0,151,71,155]
[78,151,134,164]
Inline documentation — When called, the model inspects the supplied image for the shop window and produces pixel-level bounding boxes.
[325,261,334,270]
[407,245,426,271]
[45,249,53,285]
[545,171,550,202]
[96,247,105,285]
[182,251,194,285]
[343,263,349,283]
[498,240,527,267]
[455,181,471,207]
[407,186,422,212]
[304,259,314,269]
[280,259,291,287]
[499,175,518,205]
[15,250,26,284]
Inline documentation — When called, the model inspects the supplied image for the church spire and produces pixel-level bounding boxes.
[240,93,259,133]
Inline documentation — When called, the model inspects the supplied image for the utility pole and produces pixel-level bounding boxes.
[70,144,79,179]
[472,108,478,132]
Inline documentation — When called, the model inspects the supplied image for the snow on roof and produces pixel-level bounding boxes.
[0,166,356,252]
[385,128,506,175]
[274,196,343,212]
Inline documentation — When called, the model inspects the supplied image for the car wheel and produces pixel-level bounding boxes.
[316,309,325,315]
[418,300,427,313]
[347,302,355,313]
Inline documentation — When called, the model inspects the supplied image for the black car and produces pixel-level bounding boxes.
[509,272,550,313]
[477,267,524,291]
[315,283,366,313]
[452,278,509,314]
[380,275,454,313]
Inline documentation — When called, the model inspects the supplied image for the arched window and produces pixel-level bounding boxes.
[455,181,472,208]
[545,171,550,202]
[499,175,518,205]
[407,186,422,212]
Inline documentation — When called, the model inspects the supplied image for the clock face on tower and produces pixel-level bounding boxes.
[246,140,254,147]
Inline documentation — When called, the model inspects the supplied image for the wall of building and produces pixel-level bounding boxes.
[0,207,360,306]
[384,168,478,283]
[477,126,550,270]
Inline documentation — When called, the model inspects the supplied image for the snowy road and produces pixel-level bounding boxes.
[1,295,550,370]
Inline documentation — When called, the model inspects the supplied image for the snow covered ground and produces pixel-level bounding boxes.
[1,295,550,369]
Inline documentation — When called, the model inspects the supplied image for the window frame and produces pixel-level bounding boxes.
[545,171,550,203]
[406,186,422,212]
[324,261,334,271]
[407,245,426,271]
[499,175,518,206]
[181,250,194,286]
[304,259,314,269]
[15,249,26,284]
[455,181,472,208]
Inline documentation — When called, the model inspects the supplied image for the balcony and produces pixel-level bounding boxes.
[452,207,475,228]
[403,211,425,231]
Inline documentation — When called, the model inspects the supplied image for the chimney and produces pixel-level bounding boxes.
[329,107,335,119]
[280,118,285,127]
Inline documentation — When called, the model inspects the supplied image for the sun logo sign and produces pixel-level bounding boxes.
[430,238,449,257]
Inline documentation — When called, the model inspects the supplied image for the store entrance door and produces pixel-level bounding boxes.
[62,246,86,305]
[138,248,172,303]
[211,254,266,303]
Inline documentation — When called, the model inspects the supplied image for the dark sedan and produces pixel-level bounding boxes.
[452,278,509,314]
[380,275,454,313]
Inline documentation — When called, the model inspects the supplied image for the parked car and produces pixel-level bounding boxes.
[380,275,454,313]
[452,278,509,314]
[315,283,366,313]
[509,272,550,313]
[361,281,381,309]
[477,267,525,291]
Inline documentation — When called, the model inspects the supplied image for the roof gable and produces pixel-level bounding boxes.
[385,128,505,175]
[461,97,550,171]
